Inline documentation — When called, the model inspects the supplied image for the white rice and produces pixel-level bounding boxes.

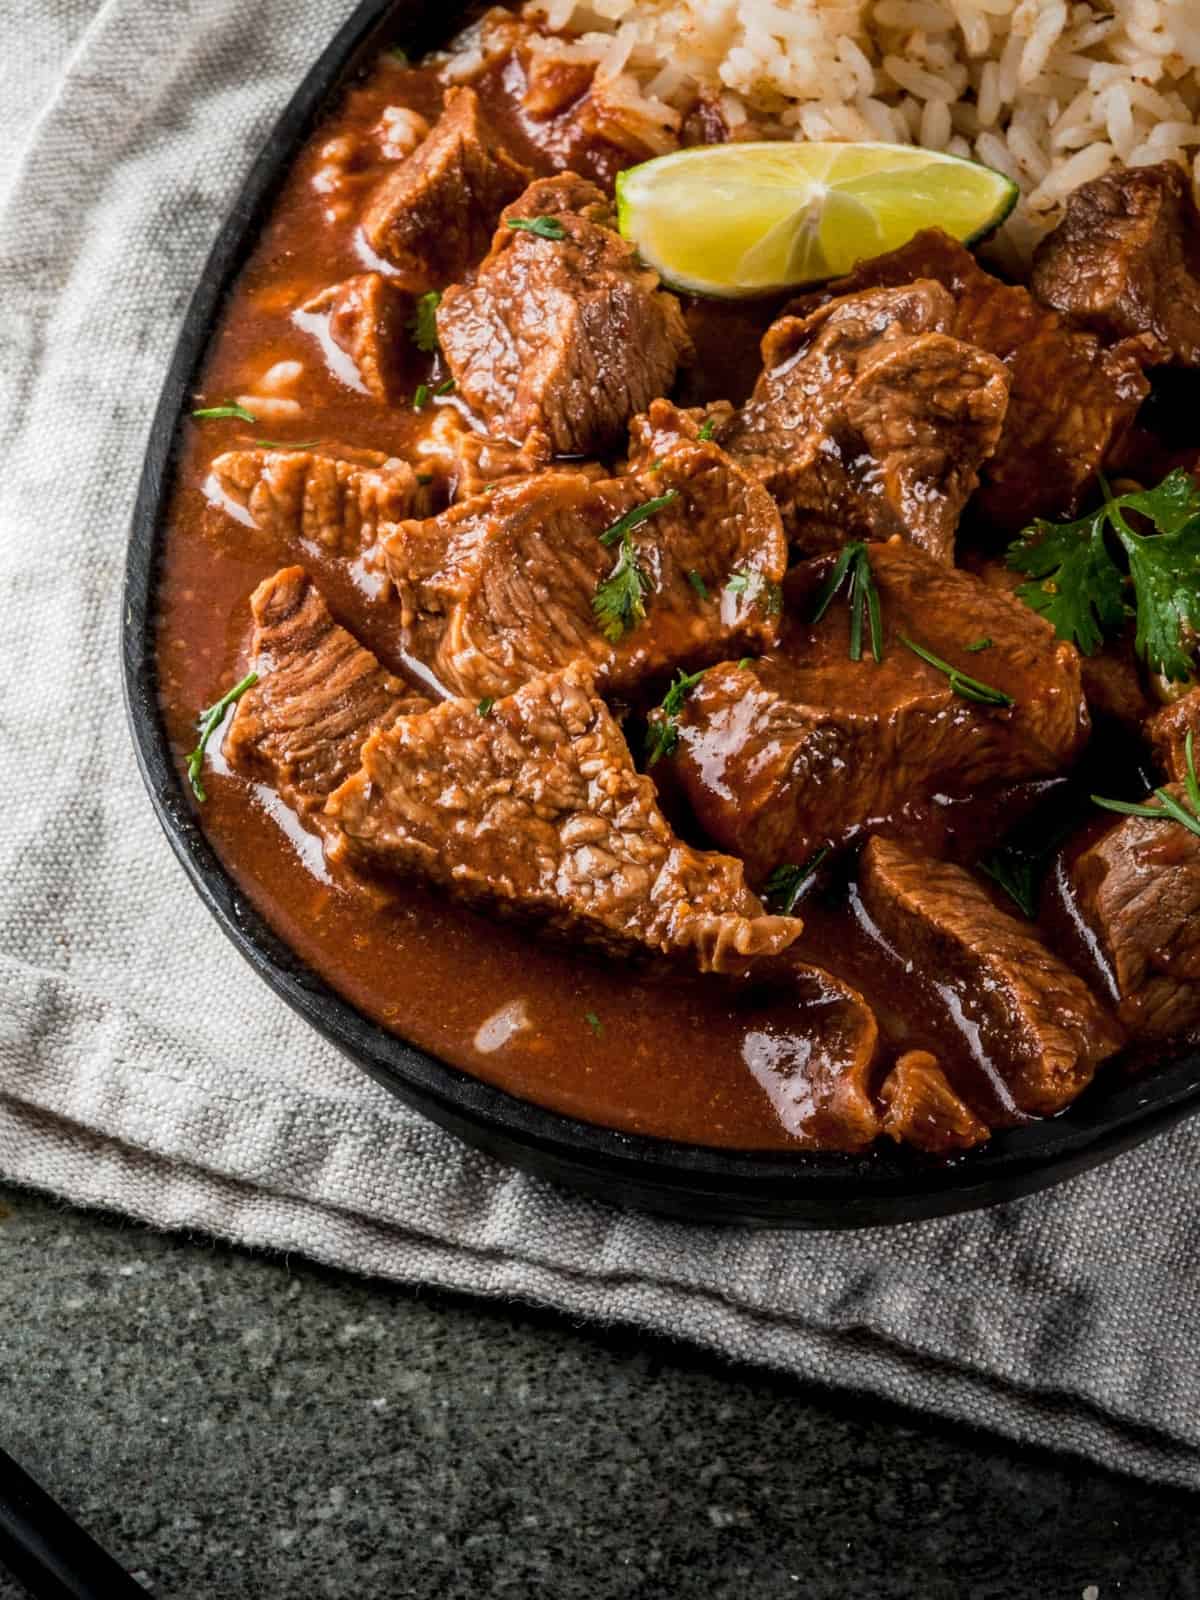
[503,0,1200,265]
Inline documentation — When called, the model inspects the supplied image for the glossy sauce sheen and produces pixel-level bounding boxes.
[159,49,1025,1150]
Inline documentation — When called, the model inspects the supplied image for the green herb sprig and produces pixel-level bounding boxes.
[764,848,831,915]
[645,667,707,764]
[186,671,259,803]
[725,570,783,617]
[810,542,883,663]
[697,418,716,442]
[899,635,1013,707]
[409,290,441,353]
[1093,729,1200,841]
[476,697,495,718]
[193,403,256,423]
[1007,467,1200,681]
[592,492,680,643]
[506,215,567,239]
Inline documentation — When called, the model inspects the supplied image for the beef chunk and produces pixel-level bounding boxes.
[1060,795,1200,1038]
[722,282,1010,561]
[207,447,417,556]
[664,543,1088,879]
[739,966,881,1151]
[860,837,1123,1115]
[224,567,426,812]
[1147,688,1200,783]
[297,273,410,401]
[324,661,803,974]
[878,1051,989,1154]
[437,173,693,456]
[1031,162,1200,367]
[791,229,1152,531]
[380,435,786,700]
[361,87,531,292]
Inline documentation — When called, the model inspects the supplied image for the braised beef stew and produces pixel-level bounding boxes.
[157,13,1200,1159]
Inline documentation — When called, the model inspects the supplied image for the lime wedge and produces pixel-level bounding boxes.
[615,142,1018,298]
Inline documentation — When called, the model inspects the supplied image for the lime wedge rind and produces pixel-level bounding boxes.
[616,141,1019,299]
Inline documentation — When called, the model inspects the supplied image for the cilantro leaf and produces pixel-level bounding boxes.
[1119,516,1200,683]
[1007,510,1126,658]
[593,530,647,642]
[764,848,830,915]
[409,290,441,353]
[506,215,566,239]
[1007,469,1200,681]
[645,667,707,764]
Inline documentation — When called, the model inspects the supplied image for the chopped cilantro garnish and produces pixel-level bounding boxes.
[506,215,567,239]
[737,657,752,669]
[254,438,319,449]
[645,666,707,764]
[599,490,679,549]
[592,492,679,642]
[193,403,256,423]
[899,635,1013,707]
[764,848,830,915]
[409,290,441,353]
[1007,467,1200,681]
[584,1011,603,1037]
[965,637,993,653]
[186,671,259,803]
[697,418,716,442]
[810,542,883,663]
[413,383,429,411]
[725,571,783,617]
[687,570,708,600]
[1093,730,1200,841]
[476,697,495,718]
[433,377,456,396]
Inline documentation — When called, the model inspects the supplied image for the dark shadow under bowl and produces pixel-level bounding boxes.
[121,0,1200,1228]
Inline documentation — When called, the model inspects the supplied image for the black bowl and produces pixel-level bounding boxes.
[122,0,1200,1228]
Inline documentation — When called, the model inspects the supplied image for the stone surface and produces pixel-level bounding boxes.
[0,1180,1196,1599]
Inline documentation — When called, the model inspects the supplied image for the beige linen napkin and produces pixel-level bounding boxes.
[3,0,1200,1488]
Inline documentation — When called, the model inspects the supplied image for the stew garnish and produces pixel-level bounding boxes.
[686,569,708,600]
[645,666,708,764]
[1008,468,1200,681]
[193,403,256,423]
[186,672,259,803]
[899,636,1013,707]
[811,541,883,663]
[506,215,567,239]
[965,637,993,653]
[592,491,680,642]
[764,848,831,915]
[476,697,495,718]
[412,383,430,411]
[697,418,716,441]
[584,1011,604,1037]
[434,377,456,396]
[255,438,319,449]
[410,290,441,352]
[1093,731,1200,840]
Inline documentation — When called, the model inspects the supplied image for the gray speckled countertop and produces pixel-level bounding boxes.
[1,1182,1195,1600]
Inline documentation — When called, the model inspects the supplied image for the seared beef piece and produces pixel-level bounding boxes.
[1031,162,1200,367]
[224,567,426,813]
[790,229,1153,531]
[740,965,881,1151]
[361,87,531,292]
[664,543,1088,879]
[1147,688,1200,783]
[859,837,1123,1115]
[625,398,736,469]
[380,436,787,700]
[298,273,410,401]
[437,173,693,456]
[878,1051,989,1154]
[722,282,1010,561]
[324,661,803,974]
[1058,794,1200,1038]
[208,447,418,557]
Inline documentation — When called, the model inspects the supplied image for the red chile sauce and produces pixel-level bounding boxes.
[157,45,1042,1151]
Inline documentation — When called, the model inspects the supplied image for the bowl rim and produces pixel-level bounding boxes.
[121,0,1200,1227]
